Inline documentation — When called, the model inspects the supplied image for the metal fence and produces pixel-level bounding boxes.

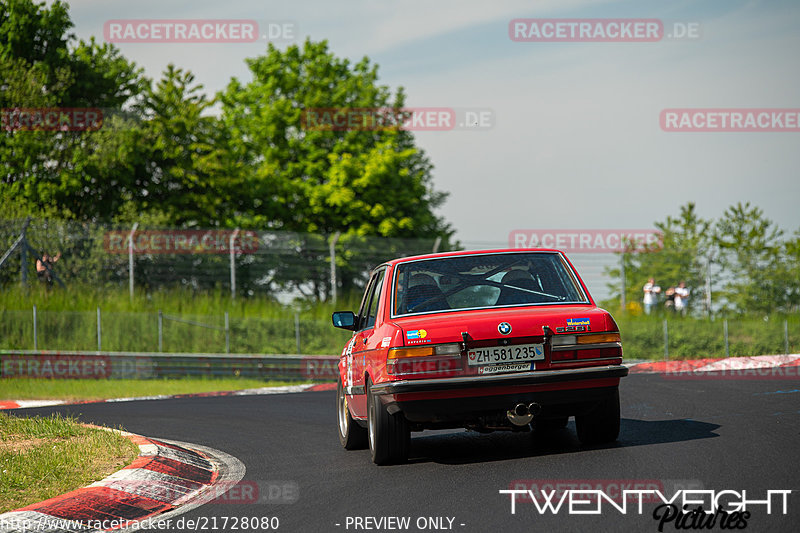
[0,219,626,303]
[0,218,448,302]
[0,350,339,381]
[1,306,797,363]
[0,308,352,356]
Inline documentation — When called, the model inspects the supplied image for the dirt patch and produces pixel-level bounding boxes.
[0,436,50,454]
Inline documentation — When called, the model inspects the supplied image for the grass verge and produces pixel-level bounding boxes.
[0,412,139,512]
[0,377,312,401]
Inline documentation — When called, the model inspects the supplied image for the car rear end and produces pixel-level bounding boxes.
[374,250,628,435]
[375,306,626,432]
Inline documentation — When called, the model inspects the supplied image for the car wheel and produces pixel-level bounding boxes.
[337,378,367,450]
[576,388,620,445]
[367,378,410,465]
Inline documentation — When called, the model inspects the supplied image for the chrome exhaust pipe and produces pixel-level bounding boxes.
[507,403,534,426]
[528,403,542,416]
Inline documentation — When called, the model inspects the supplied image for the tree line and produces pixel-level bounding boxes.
[1,0,454,245]
[607,203,800,316]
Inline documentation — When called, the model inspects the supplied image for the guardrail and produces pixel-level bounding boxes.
[0,350,339,381]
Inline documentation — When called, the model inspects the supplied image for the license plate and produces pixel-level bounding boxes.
[467,343,544,366]
[478,362,532,375]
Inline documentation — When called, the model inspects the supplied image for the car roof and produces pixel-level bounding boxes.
[381,248,566,268]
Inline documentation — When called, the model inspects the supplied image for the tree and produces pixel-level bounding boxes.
[713,202,788,314]
[216,39,452,240]
[782,230,800,312]
[607,203,711,315]
[215,39,454,298]
[0,0,145,217]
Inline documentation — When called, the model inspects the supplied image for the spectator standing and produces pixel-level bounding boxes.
[36,251,61,285]
[642,278,661,315]
[664,286,676,312]
[674,281,690,315]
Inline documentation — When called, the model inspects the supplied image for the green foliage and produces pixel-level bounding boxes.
[714,202,791,314]
[606,202,799,316]
[0,283,358,354]
[1,3,455,300]
[0,0,145,217]
[215,39,452,240]
[617,315,799,360]
[608,203,711,314]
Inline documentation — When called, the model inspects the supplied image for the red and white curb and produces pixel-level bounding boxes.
[0,382,336,411]
[0,430,245,533]
[627,353,800,374]
[3,354,800,411]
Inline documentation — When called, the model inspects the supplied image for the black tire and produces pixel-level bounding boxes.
[367,378,410,465]
[536,416,569,431]
[337,378,367,450]
[576,388,620,445]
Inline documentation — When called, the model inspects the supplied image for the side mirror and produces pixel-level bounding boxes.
[332,311,357,331]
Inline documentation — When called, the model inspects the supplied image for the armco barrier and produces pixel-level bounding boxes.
[0,350,339,381]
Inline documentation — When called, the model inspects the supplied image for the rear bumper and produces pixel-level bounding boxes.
[370,364,629,396]
[370,365,628,424]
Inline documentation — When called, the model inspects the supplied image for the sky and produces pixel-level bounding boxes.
[60,0,800,248]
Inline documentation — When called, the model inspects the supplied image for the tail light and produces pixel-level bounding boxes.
[550,332,622,361]
[387,343,462,375]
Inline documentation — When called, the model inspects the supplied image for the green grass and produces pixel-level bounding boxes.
[1,284,797,360]
[0,283,361,318]
[0,378,311,401]
[615,315,800,360]
[0,412,139,512]
[0,284,355,354]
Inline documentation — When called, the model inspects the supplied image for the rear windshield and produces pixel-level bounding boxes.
[392,252,588,316]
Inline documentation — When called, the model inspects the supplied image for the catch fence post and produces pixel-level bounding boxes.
[294,312,301,354]
[785,320,789,355]
[723,319,729,357]
[705,254,713,317]
[329,232,341,304]
[620,253,627,310]
[158,310,163,352]
[128,223,138,303]
[230,229,240,300]
[97,307,102,352]
[33,304,38,350]
[225,311,230,354]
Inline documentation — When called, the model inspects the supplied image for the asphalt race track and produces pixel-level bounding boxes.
[9,373,800,533]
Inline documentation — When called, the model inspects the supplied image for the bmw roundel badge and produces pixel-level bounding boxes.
[498,322,512,335]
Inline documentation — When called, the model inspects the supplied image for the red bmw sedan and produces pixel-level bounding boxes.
[332,249,628,464]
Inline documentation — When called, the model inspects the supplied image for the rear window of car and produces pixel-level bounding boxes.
[391,252,588,316]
